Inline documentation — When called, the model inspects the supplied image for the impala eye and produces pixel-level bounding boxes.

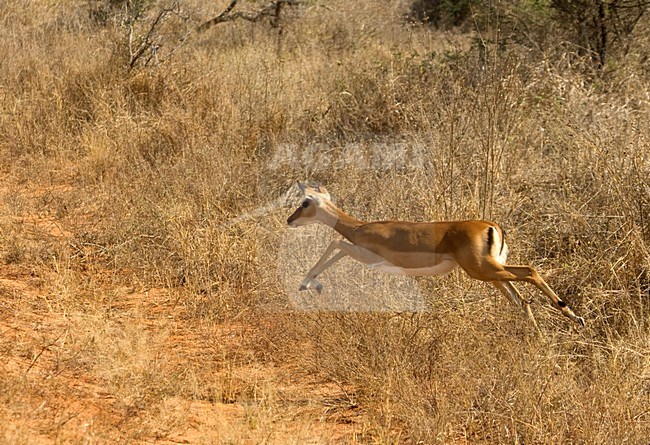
[301,200,310,208]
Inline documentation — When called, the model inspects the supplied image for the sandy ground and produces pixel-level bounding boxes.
[0,184,364,444]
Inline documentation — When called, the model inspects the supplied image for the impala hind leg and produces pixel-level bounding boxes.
[502,265,585,326]
[460,257,585,326]
[492,281,541,334]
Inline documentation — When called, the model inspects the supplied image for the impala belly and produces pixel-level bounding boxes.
[369,257,458,276]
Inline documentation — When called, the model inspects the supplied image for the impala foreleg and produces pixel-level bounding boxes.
[299,240,343,292]
[299,240,385,293]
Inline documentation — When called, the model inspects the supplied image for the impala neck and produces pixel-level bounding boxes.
[318,201,363,242]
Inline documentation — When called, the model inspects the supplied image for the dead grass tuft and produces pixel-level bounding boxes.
[0,0,648,443]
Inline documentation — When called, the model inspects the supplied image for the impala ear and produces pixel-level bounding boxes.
[317,185,331,201]
[297,181,307,194]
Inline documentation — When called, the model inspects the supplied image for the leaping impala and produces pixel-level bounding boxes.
[287,182,585,327]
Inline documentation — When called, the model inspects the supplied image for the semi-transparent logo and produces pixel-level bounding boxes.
[220,142,430,312]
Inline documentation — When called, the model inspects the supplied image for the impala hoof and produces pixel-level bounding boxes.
[299,277,323,293]
[576,316,585,326]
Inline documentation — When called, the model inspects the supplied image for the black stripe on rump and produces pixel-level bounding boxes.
[487,226,494,250]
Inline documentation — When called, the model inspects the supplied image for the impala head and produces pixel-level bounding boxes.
[287,182,333,228]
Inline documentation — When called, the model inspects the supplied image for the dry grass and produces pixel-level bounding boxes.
[1,0,649,443]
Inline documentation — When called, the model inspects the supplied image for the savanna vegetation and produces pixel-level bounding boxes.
[1,0,648,443]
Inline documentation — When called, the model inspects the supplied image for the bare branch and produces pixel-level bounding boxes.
[129,2,184,70]
[197,0,300,33]
[197,0,239,32]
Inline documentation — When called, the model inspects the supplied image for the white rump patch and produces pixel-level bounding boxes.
[493,230,508,264]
